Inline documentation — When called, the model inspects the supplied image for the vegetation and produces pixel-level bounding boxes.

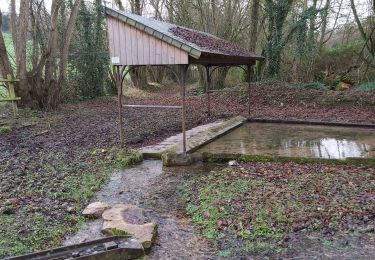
[0,0,374,258]
[183,162,375,257]
[0,145,142,258]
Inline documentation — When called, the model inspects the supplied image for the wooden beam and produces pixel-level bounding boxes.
[189,53,258,66]
[208,90,244,93]
[0,97,21,101]
[116,66,125,147]
[180,65,188,154]
[0,78,20,82]
[123,104,182,109]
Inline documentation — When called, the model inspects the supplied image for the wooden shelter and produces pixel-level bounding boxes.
[105,7,264,154]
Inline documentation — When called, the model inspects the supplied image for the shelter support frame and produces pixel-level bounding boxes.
[113,63,253,153]
[113,64,189,154]
[205,64,252,116]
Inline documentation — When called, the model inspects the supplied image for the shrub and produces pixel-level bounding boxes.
[301,82,329,91]
[0,126,12,134]
[356,81,375,92]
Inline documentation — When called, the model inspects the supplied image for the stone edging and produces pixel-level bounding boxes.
[248,118,375,128]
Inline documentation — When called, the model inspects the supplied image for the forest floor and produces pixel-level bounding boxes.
[1,83,375,258]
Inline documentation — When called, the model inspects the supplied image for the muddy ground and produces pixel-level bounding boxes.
[1,84,375,258]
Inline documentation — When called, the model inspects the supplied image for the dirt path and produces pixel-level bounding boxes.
[64,160,216,259]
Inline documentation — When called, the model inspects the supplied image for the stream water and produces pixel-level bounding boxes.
[64,160,216,259]
[64,159,375,259]
[198,123,375,159]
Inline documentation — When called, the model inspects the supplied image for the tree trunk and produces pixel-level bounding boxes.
[0,11,13,77]
[249,0,260,52]
[48,0,82,109]
[10,0,17,59]
[16,0,32,105]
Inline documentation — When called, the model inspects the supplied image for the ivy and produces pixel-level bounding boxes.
[68,0,110,100]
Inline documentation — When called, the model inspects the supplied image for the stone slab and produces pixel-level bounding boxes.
[139,116,247,158]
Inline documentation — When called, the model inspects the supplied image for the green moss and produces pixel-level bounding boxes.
[110,228,130,236]
[92,147,143,168]
[0,126,12,134]
[202,152,375,167]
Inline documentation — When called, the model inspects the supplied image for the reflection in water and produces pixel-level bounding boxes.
[198,123,375,159]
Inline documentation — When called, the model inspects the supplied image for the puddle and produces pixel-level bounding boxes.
[64,160,216,259]
[198,123,375,159]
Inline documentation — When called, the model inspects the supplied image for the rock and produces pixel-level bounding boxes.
[336,82,352,91]
[2,207,15,215]
[83,202,110,218]
[161,152,193,166]
[103,222,157,249]
[101,204,157,249]
[72,251,80,257]
[228,160,239,166]
[104,241,118,250]
[67,206,75,213]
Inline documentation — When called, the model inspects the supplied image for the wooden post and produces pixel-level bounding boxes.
[205,66,211,116]
[116,66,125,147]
[7,74,18,116]
[0,74,20,116]
[247,65,252,116]
[180,65,188,154]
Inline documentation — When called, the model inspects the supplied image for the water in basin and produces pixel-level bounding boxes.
[198,123,375,159]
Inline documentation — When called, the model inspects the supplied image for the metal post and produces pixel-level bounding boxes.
[247,65,252,116]
[205,66,211,116]
[180,65,188,154]
[116,65,124,147]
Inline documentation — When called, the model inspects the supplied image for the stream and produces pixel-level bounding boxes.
[64,159,375,259]
[64,160,216,259]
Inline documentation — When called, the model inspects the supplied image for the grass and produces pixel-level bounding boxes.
[203,153,375,168]
[183,162,375,257]
[0,147,142,258]
[0,126,12,134]
[0,85,8,97]
[356,81,375,92]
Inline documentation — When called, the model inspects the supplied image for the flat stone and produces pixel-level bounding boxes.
[228,160,239,166]
[104,241,118,250]
[82,202,110,218]
[102,221,157,249]
[101,204,157,249]
[102,204,148,224]
[161,153,193,166]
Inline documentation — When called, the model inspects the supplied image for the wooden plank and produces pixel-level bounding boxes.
[137,28,144,64]
[112,19,119,59]
[106,17,114,56]
[181,49,189,64]
[107,16,190,66]
[124,21,132,65]
[124,104,182,109]
[168,43,176,64]
[149,33,156,64]
[0,97,21,101]
[119,20,127,64]
[130,26,138,65]
[161,40,168,64]
[0,79,20,82]
[208,90,245,93]
[143,31,150,65]
[155,38,162,64]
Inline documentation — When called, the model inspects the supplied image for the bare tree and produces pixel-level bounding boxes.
[0,0,82,108]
